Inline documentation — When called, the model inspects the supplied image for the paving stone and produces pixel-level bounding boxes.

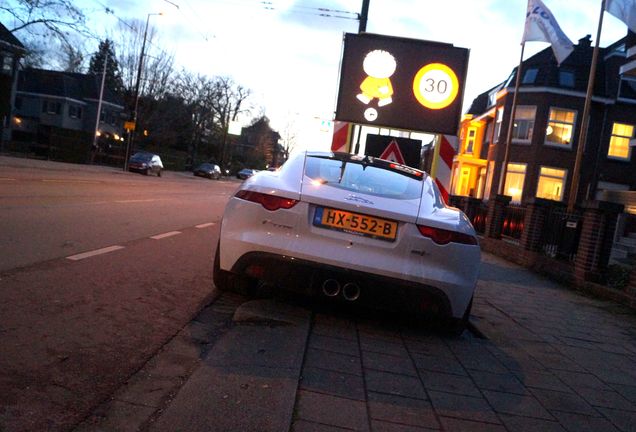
[550,369,612,391]
[295,390,369,431]
[362,351,417,376]
[367,391,438,429]
[552,411,622,432]
[532,353,586,372]
[304,347,363,376]
[575,386,636,411]
[439,416,506,432]
[528,388,598,416]
[300,366,365,401]
[419,370,481,397]
[411,354,467,376]
[402,338,454,358]
[468,370,528,395]
[482,389,553,420]
[360,336,409,357]
[499,414,567,431]
[364,370,427,400]
[428,390,499,424]
[597,406,636,432]
[308,334,359,357]
[513,370,571,393]
[613,383,636,404]
[370,419,437,431]
[292,419,353,432]
[312,316,358,341]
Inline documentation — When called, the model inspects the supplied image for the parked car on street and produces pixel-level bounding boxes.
[128,152,163,177]
[193,163,222,180]
[214,151,481,334]
[236,168,257,180]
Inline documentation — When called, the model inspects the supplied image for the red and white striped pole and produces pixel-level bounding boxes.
[331,121,353,153]
[430,134,457,204]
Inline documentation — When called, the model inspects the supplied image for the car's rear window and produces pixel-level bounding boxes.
[304,155,424,200]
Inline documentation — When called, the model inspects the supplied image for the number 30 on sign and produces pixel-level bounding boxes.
[412,63,459,110]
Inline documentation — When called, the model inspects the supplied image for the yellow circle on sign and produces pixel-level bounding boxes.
[412,63,459,110]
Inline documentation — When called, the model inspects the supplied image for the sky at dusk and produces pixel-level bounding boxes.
[6,0,633,150]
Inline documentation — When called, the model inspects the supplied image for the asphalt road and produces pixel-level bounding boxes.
[0,158,240,432]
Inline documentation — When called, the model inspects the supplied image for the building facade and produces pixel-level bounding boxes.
[452,33,636,206]
[0,23,25,145]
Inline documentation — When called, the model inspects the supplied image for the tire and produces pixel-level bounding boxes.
[446,297,473,337]
[213,241,254,295]
[143,168,149,176]
[157,169,162,177]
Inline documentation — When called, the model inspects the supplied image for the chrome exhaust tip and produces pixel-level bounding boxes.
[342,282,361,301]
[322,279,341,297]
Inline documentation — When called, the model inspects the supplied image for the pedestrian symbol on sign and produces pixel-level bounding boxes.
[379,139,406,165]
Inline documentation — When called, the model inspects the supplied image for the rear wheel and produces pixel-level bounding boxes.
[213,241,254,295]
[143,168,149,176]
[446,297,473,337]
[157,169,162,177]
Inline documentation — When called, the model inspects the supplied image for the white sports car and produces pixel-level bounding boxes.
[214,151,480,332]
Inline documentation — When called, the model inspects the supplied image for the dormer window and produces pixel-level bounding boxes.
[559,71,575,88]
[522,68,538,84]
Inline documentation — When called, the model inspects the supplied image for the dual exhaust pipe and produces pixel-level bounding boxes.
[321,279,361,301]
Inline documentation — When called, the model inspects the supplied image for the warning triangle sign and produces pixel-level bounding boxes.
[379,139,406,164]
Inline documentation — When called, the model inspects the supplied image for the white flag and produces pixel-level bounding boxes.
[606,0,636,33]
[523,0,574,65]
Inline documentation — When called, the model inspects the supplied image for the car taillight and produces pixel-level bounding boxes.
[417,224,477,245]
[235,190,299,211]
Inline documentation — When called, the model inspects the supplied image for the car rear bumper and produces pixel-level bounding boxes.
[230,251,453,317]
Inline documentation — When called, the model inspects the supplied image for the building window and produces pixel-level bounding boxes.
[607,122,633,160]
[484,161,494,200]
[14,97,22,110]
[465,127,477,154]
[494,107,504,143]
[503,162,526,203]
[545,108,576,148]
[42,100,62,115]
[559,71,575,88]
[512,106,536,143]
[69,105,82,119]
[522,68,538,84]
[536,166,567,201]
[1,55,12,74]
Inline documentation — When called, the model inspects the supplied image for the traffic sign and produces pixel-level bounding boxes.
[124,121,135,131]
[379,139,405,164]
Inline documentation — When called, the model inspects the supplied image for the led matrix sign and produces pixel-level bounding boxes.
[335,33,469,135]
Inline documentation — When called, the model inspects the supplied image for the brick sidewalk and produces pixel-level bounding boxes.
[75,252,636,431]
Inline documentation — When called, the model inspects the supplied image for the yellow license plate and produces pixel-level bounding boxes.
[314,207,398,241]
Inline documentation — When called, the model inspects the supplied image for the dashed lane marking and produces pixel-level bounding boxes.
[66,245,125,261]
[195,222,216,229]
[150,231,181,240]
[42,179,100,184]
[115,199,160,203]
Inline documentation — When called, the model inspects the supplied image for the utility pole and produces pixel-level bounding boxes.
[358,0,370,32]
[91,53,108,164]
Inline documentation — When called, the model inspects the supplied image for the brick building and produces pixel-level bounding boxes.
[452,33,636,205]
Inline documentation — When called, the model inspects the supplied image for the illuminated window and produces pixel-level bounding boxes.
[545,108,576,148]
[607,122,633,160]
[465,127,476,154]
[522,68,538,84]
[503,162,526,203]
[536,166,566,201]
[494,107,504,143]
[512,106,536,143]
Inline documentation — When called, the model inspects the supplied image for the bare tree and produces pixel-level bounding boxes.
[2,0,89,65]
[59,37,85,72]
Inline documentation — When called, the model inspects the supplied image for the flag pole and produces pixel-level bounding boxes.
[567,0,606,212]
[497,42,526,195]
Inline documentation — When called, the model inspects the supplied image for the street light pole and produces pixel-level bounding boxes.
[124,12,161,171]
[91,53,108,164]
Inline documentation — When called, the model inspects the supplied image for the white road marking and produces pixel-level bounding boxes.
[195,222,216,229]
[150,231,181,240]
[66,245,125,261]
[42,179,99,184]
[114,199,159,203]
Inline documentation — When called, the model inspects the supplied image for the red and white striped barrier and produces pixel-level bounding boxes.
[331,121,352,153]
[431,134,457,203]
